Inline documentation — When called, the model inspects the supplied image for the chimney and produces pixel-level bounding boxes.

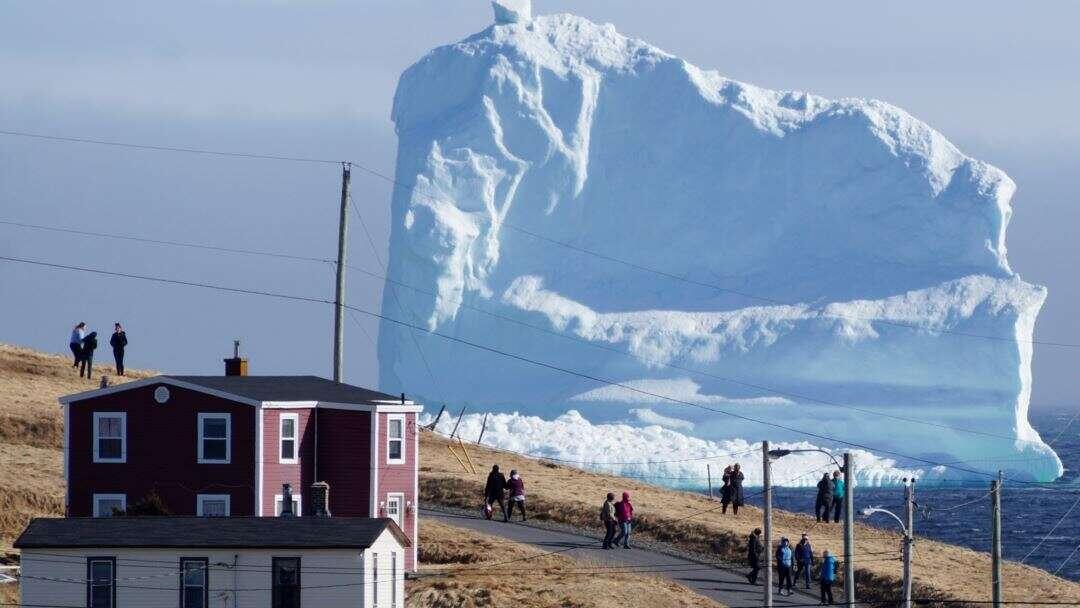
[400,392,405,405]
[224,340,248,377]
[310,482,330,518]
[280,483,294,517]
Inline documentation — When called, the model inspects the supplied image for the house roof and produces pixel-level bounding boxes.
[14,517,410,549]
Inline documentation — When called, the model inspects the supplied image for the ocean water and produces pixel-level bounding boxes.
[746,410,1080,582]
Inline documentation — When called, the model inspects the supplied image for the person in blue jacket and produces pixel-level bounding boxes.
[831,470,845,523]
[820,549,838,605]
[775,537,794,596]
[795,533,814,589]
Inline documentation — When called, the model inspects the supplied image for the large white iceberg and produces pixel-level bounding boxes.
[379,0,1061,484]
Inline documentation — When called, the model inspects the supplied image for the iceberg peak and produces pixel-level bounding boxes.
[492,0,530,25]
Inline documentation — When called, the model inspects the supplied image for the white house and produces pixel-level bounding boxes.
[15,515,409,608]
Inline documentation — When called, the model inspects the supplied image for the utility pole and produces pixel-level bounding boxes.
[332,162,352,383]
[991,472,1003,608]
[763,441,773,608]
[844,452,855,607]
[707,464,714,499]
[903,477,916,608]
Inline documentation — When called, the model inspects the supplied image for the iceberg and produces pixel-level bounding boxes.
[379,0,1061,484]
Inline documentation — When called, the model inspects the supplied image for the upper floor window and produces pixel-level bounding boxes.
[196,494,230,517]
[93,494,126,517]
[386,415,405,464]
[180,557,209,608]
[87,557,116,608]
[93,412,126,463]
[198,413,231,464]
[279,413,298,464]
[272,557,301,608]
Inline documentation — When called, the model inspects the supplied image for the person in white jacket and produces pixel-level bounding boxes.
[68,322,86,367]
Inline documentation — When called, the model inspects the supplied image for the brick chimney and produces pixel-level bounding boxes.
[224,340,248,377]
[310,482,330,518]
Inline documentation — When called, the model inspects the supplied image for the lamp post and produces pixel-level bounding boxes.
[862,477,916,608]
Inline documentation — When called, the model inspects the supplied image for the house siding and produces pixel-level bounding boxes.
[375,411,417,570]
[67,383,255,517]
[261,408,315,516]
[315,409,373,518]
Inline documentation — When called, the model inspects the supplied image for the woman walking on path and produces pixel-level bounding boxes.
[746,528,763,585]
[613,491,634,549]
[720,466,734,514]
[110,323,128,376]
[600,492,618,549]
[69,322,86,367]
[729,463,745,515]
[776,537,794,596]
[820,550,837,605]
[79,331,98,379]
[815,473,833,522]
[506,469,526,521]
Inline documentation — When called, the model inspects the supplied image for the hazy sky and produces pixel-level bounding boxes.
[2,1,1078,409]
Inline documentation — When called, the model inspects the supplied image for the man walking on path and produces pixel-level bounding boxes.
[820,549,837,605]
[831,470,845,523]
[110,323,128,376]
[69,322,86,367]
[506,469,526,521]
[613,491,634,549]
[601,492,618,549]
[795,533,814,590]
[815,473,833,522]
[79,331,98,380]
[746,528,763,585]
[484,464,507,521]
[776,537,794,596]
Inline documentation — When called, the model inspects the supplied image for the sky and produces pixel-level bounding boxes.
[1,0,1078,409]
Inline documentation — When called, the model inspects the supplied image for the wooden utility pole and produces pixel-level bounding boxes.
[332,162,352,383]
[991,473,1003,608]
[706,464,714,499]
[763,441,773,608]
[903,478,916,608]
[844,452,855,607]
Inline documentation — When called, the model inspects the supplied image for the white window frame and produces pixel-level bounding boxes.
[391,551,398,607]
[371,552,379,607]
[386,414,406,465]
[385,492,404,529]
[92,412,126,463]
[197,413,231,464]
[274,493,302,517]
[278,413,299,464]
[92,493,126,517]
[196,494,231,517]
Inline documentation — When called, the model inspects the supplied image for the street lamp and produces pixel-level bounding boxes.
[862,478,917,608]
[766,447,844,471]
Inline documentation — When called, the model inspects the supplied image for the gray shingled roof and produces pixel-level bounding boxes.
[164,375,406,404]
[14,517,409,549]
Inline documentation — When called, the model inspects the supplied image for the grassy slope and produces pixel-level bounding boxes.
[408,520,723,608]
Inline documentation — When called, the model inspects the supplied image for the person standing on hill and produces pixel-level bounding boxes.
[69,322,86,367]
[815,472,834,522]
[505,469,526,521]
[831,470,845,523]
[79,331,98,380]
[776,537,794,596]
[746,528,763,585]
[600,492,618,549]
[613,491,634,549]
[484,464,507,521]
[729,463,745,515]
[110,323,128,376]
[795,533,814,590]
[820,549,837,605]
[720,465,734,514]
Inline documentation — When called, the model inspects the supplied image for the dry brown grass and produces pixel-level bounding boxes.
[407,519,723,608]
[419,432,1080,607]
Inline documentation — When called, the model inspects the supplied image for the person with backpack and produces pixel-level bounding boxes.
[79,331,98,380]
[815,472,834,522]
[110,323,128,376]
[832,470,845,523]
[69,322,86,367]
[820,549,838,605]
[795,533,814,590]
[746,528,763,585]
[600,492,618,549]
[613,491,634,548]
[506,469,526,521]
[720,465,734,514]
[484,464,507,521]
[776,537,794,596]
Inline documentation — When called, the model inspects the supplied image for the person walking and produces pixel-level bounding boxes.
[815,473,834,522]
[795,533,814,590]
[600,492,618,549]
[613,491,634,549]
[776,537,794,596]
[831,470,845,523]
[820,549,837,605]
[79,331,98,380]
[720,466,734,514]
[484,464,507,521]
[110,323,128,376]
[729,463,745,515]
[69,322,86,367]
[746,528,763,585]
[506,469,526,521]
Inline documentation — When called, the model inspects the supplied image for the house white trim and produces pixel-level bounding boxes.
[197,413,231,464]
[385,414,406,465]
[369,413,379,517]
[273,493,302,516]
[412,412,419,571]
[92,493,126,517]
[278,413,299,464]
[196,494,231,517]
[256,405,264,516]
[385,492,405,529]
[92,412,126,463]
[63,404,70,514]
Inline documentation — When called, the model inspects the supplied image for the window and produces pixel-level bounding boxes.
[197,413,231,464]
[274,493,302,516]
[371,553,378,607]
[391,552,398,608]
[385,493,404,528]
[92,494,126,517]
[272,557,301,608]
[180,558,208,608]
[196,494,230,517]
[86,557,115,608]
[93,412,126,463]
[279,413,298,464]
[386,415,405,464]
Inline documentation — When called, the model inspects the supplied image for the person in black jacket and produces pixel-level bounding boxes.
[746,527,763,585]
[79,331,98,379]
[729,463,745,515]
[815,473,834,522]
[110,323,128,376]
[484,464,507,521]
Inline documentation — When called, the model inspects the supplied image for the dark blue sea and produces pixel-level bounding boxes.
[745,410,1080,582]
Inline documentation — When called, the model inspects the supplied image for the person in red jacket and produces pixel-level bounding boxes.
[613,491,634,548]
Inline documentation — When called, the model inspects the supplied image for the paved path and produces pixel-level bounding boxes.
[423,508,830,607]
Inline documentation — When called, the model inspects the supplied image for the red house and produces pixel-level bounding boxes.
[59,362,422,570]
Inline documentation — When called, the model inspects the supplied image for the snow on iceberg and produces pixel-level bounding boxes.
[380,3,1062,484]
